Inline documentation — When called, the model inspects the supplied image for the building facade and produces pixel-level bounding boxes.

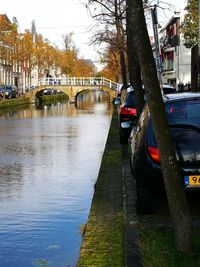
[0,14,31,90]
[0,14,14,86]
[159,11,191,90]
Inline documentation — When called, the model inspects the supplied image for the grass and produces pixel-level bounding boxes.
[77,109,124,267]
[0,97,31,108]
[38,94,68,104]
[77,214,124,267]
[103,148,121,164]
[139,227,200,267]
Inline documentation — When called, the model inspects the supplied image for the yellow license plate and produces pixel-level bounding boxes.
[188,175,200,186]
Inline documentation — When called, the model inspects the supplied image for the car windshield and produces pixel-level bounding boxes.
[125,92,136,106]
[5,86,12,90]
[165,99,200,127]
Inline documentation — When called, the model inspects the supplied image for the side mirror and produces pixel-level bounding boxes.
[113,97,121,105]
[115,99,121,105]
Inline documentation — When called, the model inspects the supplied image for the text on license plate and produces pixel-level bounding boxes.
[184,175,200,187]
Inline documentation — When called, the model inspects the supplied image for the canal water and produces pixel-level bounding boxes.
[0,91,113,267]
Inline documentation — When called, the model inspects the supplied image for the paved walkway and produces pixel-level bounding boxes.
[121,146,143,267]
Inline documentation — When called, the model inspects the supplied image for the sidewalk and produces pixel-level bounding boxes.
[77,109,143,267]
[122,145,143,267]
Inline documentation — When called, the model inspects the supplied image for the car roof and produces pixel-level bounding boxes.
[163,92,200,102]
[163,83,174,88]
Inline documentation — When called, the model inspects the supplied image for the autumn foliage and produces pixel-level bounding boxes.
[181,0,198,48]
[0,16,97,79]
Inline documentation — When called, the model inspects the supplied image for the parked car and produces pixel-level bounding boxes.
[0,87,4,99]
[118,86,146,144]
[129,92,200,214]
[162,83,177,94]
[43,88,57,95]
[48,88,57,94]
[0,85,18,99]
[56,89,65,94]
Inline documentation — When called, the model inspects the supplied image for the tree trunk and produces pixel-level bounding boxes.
[119,48,127,87]
[114,0,127,87]
[126,1,145,116]
[128,0,193,254]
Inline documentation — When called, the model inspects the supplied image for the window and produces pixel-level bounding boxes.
[166,99,200,126]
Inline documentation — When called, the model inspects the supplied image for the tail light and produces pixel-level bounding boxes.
[147,145,160,163]
[120,105,137,115]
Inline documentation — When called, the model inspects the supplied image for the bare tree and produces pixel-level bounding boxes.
[62,32,75,51]
[87,0,127,86]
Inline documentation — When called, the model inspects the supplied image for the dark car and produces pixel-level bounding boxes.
[0,85,18,99]
[118,87,138,144]
[43,88,57,95]
[163,83,177,94]
[129,93,200,214]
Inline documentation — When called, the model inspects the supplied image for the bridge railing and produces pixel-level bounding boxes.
[26,77,118,91]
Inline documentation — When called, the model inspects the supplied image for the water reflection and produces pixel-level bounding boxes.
[0,91,113,267]
[76,90,110,110]
[0,104,31,118]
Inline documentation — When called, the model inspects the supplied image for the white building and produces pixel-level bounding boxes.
[159,11,191,90]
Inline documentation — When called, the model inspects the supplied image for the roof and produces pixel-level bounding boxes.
[159,14,180,34]
[0,14,12,31]
[0,14,11,24]
[163,83,174,89]
[84,59,95,66]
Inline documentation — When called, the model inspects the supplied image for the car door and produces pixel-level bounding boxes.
[130,105,149,172]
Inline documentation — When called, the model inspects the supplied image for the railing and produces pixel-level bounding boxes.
[26,77,118,91]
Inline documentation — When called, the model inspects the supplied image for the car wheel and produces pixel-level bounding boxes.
[136,185,151,215]
[119,128,128,144]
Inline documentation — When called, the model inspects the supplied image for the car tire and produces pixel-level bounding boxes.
[136,186,151,215]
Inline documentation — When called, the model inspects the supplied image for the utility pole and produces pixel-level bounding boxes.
[151,5,162,89]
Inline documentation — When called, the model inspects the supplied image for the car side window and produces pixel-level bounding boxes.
[132,105,148,138]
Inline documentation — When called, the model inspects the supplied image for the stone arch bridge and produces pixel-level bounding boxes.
[26,77,118,103]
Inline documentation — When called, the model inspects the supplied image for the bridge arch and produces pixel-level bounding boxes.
[75,88,111,102]
[25,77,118,103]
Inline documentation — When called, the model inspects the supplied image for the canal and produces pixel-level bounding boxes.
[0,91,113,267]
